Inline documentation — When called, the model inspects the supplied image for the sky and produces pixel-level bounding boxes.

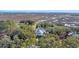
[0,10,79,13]
[0,0,79,13]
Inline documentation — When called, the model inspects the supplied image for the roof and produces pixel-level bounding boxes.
[68,32,78,37]
[35,28,46,36]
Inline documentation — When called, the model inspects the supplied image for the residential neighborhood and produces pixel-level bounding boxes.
[0,13,79,48]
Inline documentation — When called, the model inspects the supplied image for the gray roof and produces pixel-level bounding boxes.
[35,28,46,36]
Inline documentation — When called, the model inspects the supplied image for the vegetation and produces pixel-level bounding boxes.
[0,20,79,48]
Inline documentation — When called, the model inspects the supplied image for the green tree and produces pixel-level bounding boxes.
[0,35,12,48]
[5,20,18,34]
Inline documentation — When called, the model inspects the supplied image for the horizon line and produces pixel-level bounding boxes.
[0,10,79,13]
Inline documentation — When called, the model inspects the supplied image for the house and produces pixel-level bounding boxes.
[64,24,71,27]
[68,32,76,36]
[64,23,76,28]
[35,28,46,37]
[68,31,79,38]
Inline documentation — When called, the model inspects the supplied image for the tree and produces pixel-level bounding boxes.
[63,36,79,48]
[5,20,18,35]
[37,34,57,48]
[18,24,36,40]
[0,35,12,48]
[21,38,37,48]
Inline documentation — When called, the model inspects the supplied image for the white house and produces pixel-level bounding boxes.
[35,28,46,37]
[64,24,71,27]
[68,31,79,38]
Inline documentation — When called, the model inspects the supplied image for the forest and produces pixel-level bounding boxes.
[0,20,79,48]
